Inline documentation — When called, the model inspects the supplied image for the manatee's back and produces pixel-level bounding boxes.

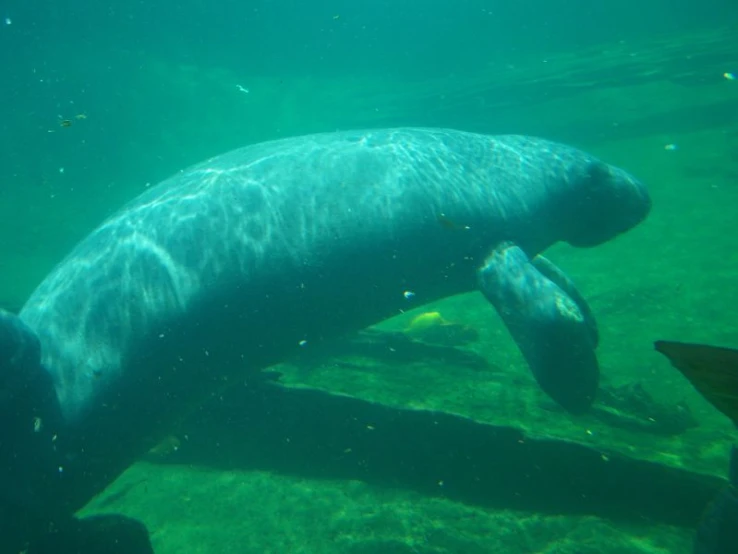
[19,128,574,425]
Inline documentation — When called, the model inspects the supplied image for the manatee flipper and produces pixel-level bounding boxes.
[478,242,599,413]
[531,254,599,349]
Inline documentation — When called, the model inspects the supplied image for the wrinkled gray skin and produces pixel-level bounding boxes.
[4,128,650,535]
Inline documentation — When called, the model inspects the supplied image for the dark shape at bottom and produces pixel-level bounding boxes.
[27,514,153,554]
[654,340,738,554]
[693,447,738,554]
[157,379,721,527]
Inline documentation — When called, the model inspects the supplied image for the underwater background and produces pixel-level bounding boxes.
[1,0,738,552]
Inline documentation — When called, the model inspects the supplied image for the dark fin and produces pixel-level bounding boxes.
[478,242,599,414]
[27,514,154,554]
[654,341,738,424]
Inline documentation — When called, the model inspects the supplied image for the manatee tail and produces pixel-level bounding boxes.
[0,309,65,551]
[654,340,738,554]
[0,307,59,447]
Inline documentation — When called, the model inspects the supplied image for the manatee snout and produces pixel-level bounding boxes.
[611,165,652,228]
[565,161,651,248]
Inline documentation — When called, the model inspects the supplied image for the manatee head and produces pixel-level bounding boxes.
[562,160,651,247]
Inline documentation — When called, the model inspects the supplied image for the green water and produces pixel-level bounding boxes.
[2,1,738,552]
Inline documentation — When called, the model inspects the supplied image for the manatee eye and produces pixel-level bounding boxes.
[583,160,612,186]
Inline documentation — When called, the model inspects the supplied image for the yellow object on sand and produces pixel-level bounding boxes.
[406,311,448,332]
[403,311,478,346]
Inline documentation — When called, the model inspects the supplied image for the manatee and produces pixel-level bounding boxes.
[0,128,650,549]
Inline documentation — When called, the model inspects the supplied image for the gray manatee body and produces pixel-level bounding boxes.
[1,127,650,535]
